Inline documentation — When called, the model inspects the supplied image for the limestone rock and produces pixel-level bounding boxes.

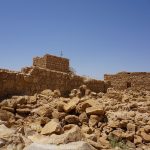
[52,110,66,120]
[48,125,83,144]
[1,106,15,113]
[86,139,102,150]
[144,125,150,133]
[63,97,79,113]
[89,115,100,127]
[28,134,51,144]
[41,119,62,135]
[41,89,53,97]
[0,110,13,121]
[86,106,104,115]
[134,135,142,145]
[24,141,96,150]
[98,137,110,148]
[127,123,136,132]
[16,96,27,105]
[65,115,79,124]
[0,124,15,138]
[32,105,53,117]
[16,108,31,114]
[53,89,61,98]
[79,112,88,123]
[141,131,150,142]
[81,124,93,134]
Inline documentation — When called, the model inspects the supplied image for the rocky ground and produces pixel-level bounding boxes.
[0,85,150,150]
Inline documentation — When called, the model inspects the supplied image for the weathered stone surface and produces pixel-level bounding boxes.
[41,119,62,135]
[127,123,136,132]
[0,124,15,138]
[28,134,51,144]
[24,141,96,150]
[89,115,100,127]
[16,108,31,114]
[79,112,88,123]
[134,135,142,145]
[41,89,53,97]
[32,105,53,117]
[0,60,150,150]
[65,115,79,124]
[63,98,80,113]
[144,125,150,133]
[48,125,83,144]
[86,106,104,115]
[141,131,150,142]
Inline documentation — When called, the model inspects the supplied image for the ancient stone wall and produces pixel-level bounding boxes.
[1,54,149,99]
[0,67,105,99]
[104,72,150,91]
[33,54,69,73]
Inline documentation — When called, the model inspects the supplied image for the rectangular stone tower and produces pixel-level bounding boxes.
[33,54,69,73]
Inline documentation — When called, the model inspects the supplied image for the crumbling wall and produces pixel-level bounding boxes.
[104,72,150,91]
[0,67,105,99]
[33,54,69,73]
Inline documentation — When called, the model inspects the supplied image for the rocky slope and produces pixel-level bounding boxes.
[0,85,150,150]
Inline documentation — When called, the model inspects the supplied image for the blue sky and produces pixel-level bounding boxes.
[0,0,150,79]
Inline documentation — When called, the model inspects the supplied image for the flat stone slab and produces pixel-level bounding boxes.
[24,141,96,150]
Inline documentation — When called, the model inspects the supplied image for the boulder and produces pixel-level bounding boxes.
[32,105,53,117]
[141,131,150,142]
[63,98,79,113]
[16,108,31,114]
[81,124,93,134]
[53,89,61,98]
[41,89,53,97]
[16,96,27,105]
[86,107,104,115]
[127,123,136,132]
[134,135,142,145]
[52,110,66,120]
[28,134,52,144]
[89,115,100,127]
[48,125,83,144]
[41,119,62,135]
[144,125,150,133]
[1,106,15,113]
[79,112,88,123]
[24,141,96,150]
[0,124,15,138]
[0,110,13,121]
[65,115,79,124]
[98,137,110,148]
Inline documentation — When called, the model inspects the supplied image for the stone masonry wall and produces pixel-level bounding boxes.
[1,54,150,99]
[33,54,69,73]
[0,67,105,99]
[104,72,150,91]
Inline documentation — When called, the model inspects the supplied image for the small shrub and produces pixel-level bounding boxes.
[108,134,129,150]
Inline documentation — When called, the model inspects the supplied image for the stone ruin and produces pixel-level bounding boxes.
[33,54,69,73]
[0,54,150,150]
[104,72,150,91]
[0,54,105,99]
[0,54,149,99]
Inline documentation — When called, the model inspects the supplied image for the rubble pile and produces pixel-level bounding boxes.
[0,85,150,150]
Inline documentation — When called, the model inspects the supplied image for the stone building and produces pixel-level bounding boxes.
[33,54,69,73]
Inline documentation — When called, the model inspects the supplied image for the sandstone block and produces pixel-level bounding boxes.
[63,98,79,113]
[86,106,104,115]
[41,119,62,135]
[65,115,79,124]
[141,131,150,142]
[89,115,100,127]
[48,125,83,144]
[24,141,96,150]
